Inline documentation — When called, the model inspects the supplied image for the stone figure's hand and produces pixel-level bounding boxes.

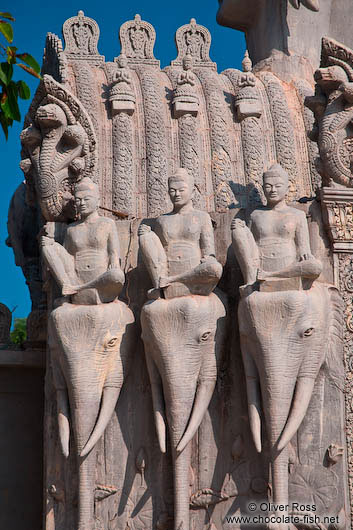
[62,284,79,296]
[200,255,217,264]
[299,253,313,261]
[159,276,172,289]
[257,269,268,281]
[231,218,246,231]
[138,224,151,237]
[39,222,56,248]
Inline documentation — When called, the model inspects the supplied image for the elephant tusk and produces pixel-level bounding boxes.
[155,410,167,454]
[249,403,262,453]
[176,379,215,454]
[277,376,315,451]
[300,0,320,11]
[57,389,70,458]
[80,386,120,457]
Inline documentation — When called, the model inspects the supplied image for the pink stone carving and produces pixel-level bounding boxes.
[230,164,344,529]
[62,10,104,64]
[171,18,216,70]
[43,178,135,530]
[118,14,159,67]
[139,168,227,530]
[20,75,97,221]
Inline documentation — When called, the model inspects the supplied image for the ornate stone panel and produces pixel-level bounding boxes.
[62,10,104,64]
[171,18,216,70]
[118,14,159,68]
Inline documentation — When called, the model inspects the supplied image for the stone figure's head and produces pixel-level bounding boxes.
[74,177,99,218]
[117,53,128,69]
[262,163,289,206]
[183,53,193,71]
[168,168,194,209]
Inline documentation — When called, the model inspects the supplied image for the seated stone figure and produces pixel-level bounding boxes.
[138,167,222,299]
[42,177,124,304]
[231,163,322,293]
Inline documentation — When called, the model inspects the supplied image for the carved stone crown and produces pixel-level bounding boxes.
[63,10,104,64]
[171,18,216,70]
[117,14,159,67]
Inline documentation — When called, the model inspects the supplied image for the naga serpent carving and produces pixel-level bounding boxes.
[20,74,97,221]
[306,38,353,188]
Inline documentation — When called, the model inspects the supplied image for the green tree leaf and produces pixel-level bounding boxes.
[10,318,27,345]
[0,12,15,22]
[6,45,17,64]
[17,79,30,99]
[0,112,8,139]
[17,62,41,79]
[0,20,13,42]
[16,52,40,73]
[0,62,13,85]
[7,81,20,121]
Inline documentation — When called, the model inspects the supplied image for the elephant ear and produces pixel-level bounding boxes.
[323,285,345,392]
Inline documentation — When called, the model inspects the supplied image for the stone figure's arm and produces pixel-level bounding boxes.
[41,223,78,295]
[231,215,260,286]
[295,210,314,261]
[107,221,121,269]
[200,213,216,260]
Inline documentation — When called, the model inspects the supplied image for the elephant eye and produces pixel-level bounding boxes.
[107,337,118,348]
[303,327,314,337]
[199,331,211,342]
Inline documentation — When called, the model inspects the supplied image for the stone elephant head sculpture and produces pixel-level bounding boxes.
[141,292,227,530]
[48,299,135,530]
[238,282,343,527]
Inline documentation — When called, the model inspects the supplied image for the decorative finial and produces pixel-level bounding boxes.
[78,10,84,16]
[134,14,141,22]
[242,50,252,73]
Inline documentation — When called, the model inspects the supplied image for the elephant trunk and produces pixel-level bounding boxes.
[165,382,198,530]
[78,449,97,530]
[173,443,192,530]
[261,377,296,517]
[69,390,102,530]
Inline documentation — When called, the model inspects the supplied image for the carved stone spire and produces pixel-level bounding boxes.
[171,18,216,70]
[62,10,104,64]
[117,14,159,67]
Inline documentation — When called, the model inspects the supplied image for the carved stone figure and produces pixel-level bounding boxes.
[139,168,227,530]
[234,51,262,120]
[231,164,342,527]
[119,13,159,67]
[109,54,136,116]
[44,177,135,530]
[173,53,199,118]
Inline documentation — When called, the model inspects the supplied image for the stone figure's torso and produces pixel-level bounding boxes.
[250,206,301,272]
[64,216,113,283]
[154,209,214,276]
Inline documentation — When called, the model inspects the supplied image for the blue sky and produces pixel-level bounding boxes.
[0,0,245,320]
